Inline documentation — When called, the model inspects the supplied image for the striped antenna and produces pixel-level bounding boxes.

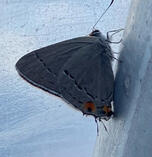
[92,0,114,30]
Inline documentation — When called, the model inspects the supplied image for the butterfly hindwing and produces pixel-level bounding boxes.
[57,41,114,116]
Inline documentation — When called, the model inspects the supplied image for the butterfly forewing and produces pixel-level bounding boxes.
[16,36,101,97]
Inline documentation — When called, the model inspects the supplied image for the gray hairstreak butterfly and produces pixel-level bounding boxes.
[15,0,115,122]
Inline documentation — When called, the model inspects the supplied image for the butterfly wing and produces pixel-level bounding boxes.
[57,41,114,117]
[15,36,100,97]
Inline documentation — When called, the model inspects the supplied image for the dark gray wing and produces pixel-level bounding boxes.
[15,36,100,97]
[58,41,114,115]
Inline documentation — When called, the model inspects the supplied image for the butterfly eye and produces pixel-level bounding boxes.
[83,102,96,113]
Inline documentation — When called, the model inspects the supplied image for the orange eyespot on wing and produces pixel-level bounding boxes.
[103,105,112,114]
[83,102,96,113]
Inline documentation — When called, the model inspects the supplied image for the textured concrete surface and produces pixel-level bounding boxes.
[93,0,152,157]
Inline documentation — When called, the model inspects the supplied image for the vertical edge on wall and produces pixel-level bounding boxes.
[93,0,152,157]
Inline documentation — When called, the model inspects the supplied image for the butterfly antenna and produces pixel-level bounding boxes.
[92,0,114,30]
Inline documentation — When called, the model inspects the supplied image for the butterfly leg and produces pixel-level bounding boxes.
[106,28,124,43]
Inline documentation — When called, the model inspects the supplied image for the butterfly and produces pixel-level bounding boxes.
[15,29,114,121]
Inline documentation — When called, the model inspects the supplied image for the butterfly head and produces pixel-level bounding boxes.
[89,29,105,38]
